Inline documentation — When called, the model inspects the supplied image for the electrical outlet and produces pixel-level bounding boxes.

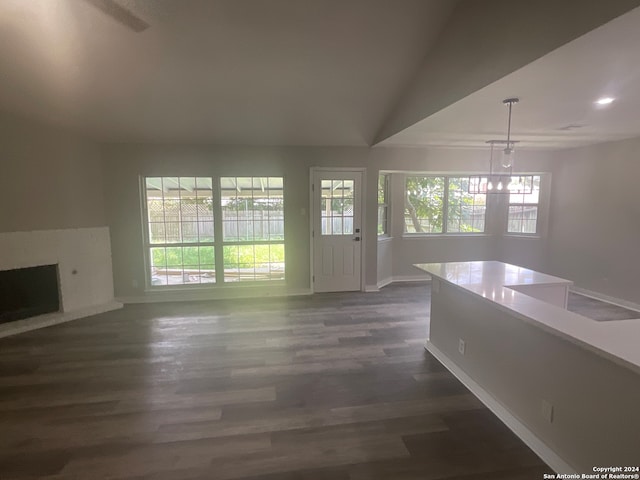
[132,279,139,288]
[458,338,466,355]
[541,399,554,423]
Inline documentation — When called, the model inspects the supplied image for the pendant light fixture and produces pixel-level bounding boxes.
[468,97,529,195]
[478,97,519,194]
[500,97,519,168]
[485,140,514,194]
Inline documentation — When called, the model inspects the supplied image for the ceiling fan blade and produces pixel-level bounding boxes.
[84,0,149,32]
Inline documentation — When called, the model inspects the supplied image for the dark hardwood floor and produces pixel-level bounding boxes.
[0,283,550,479]
[567,291,640,321]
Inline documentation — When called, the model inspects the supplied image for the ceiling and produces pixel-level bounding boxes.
[0,0,456,145]
[379,6,640,150]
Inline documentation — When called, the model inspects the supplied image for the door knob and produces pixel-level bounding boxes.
[354,236,360,241]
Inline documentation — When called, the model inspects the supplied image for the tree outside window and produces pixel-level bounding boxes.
[404,176,486,234]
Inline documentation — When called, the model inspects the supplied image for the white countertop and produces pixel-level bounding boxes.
[414,261,640,375]
[414,261,573,290]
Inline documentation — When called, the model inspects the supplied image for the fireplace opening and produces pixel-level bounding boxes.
[0,265,60,324]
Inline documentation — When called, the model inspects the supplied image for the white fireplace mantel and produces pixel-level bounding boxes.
[0,227,122,338]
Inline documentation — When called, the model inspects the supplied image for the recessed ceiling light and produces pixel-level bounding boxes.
[595,97,615,105]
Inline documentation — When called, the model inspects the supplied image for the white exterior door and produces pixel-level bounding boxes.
[312,169,363,292]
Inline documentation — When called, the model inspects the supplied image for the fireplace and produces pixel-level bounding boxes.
[0,265,60,324]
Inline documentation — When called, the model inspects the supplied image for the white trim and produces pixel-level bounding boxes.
[119,287,312,304]
[139,175,152,290]
[376,275,430,289]
[360,168,367,291]
[309,170,315,293]
[425,341,577,475]
[0,301,123,339]
[144,279,286,294]
[390,274,430,283]
[501,234,542,239]
[570,287,640,313]
[310,167,366,293]
[309,167,368,172]
[127,276,432,305]
[401,233,490,239]
[141,175,286,288]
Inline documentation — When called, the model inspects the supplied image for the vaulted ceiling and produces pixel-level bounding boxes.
[0,0,639,147]
[379,4,640,150]
[0,0,456,145]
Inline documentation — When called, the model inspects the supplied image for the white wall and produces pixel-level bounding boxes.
[102,144,554,300]
[388,167,497,279]
[429,281,640,472]
[378,148,555,280]
[376,237,393,287]
[103,145,322,300]
[543,137,640,304]
[0,112,119,334]
[494,173,553,272]
[99,136,639,306]
[5,105,635,326]
[0,111,106,232]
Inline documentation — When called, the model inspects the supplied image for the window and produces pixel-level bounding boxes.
[404,176,486,234]
[143,176,285,287]
[377,173,389,236]
[221,177,285,282]
[507,175,541,234]
[405,176,445,233]
[145,177,215,286]
[447,177,487,233]
[320,180,354,235]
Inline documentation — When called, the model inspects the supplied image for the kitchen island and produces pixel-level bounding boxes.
[414,261,640,474]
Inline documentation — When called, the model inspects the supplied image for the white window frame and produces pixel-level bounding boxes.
[506,174,542,236]
[141,175,286,289]
[219,177,286,283]
[378,173,390,237]
[142,176,217,289]
[404,175,488,235]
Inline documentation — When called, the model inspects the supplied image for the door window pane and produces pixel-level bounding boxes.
[321,179,355,235]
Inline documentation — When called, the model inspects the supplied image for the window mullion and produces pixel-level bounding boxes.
[142,177,152,288]
[212,176,224,284]
[443,176,449,234]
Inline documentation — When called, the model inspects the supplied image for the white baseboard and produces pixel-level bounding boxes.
[0,300,123,339]
[118,287,312,304]
[119,276,432,304]
[377,275,431,289]
[392,274,431,283]
[570,287,640,313]
[425,341,576,475]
